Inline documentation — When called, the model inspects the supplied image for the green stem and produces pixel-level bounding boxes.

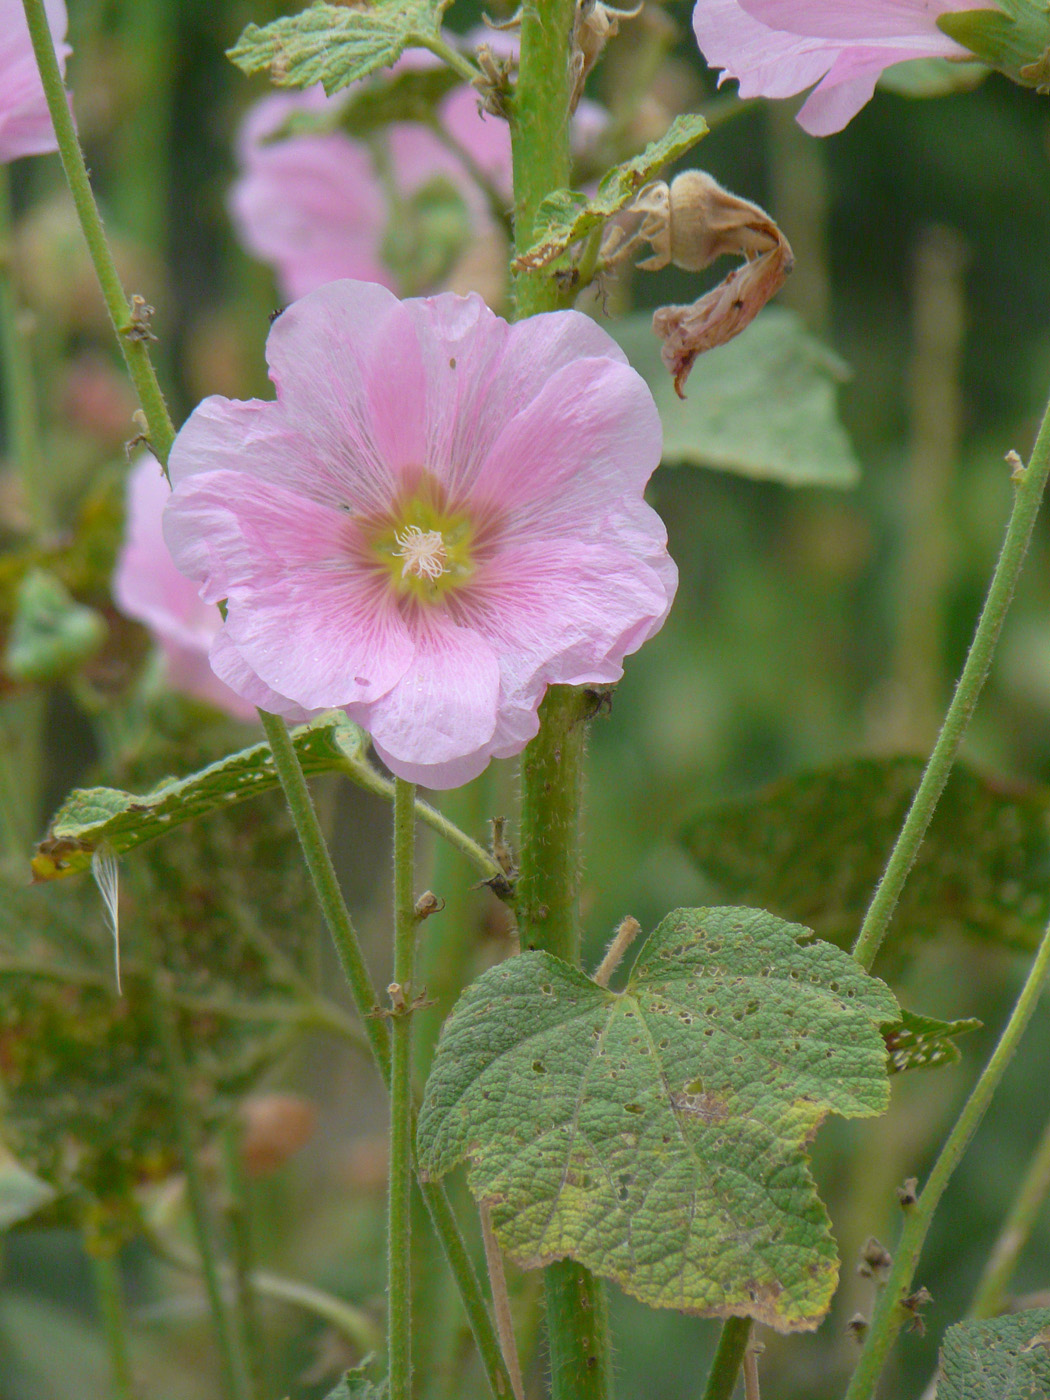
[851,401,1050,971]
[259,710,391,1077]
[150,972,255,1400]
[20,0,175,466]
[844,918,1050,1400]
[345,755,505,888]
[220,1125,269,1396]
[257,712,513,1399]
[389,777,417,1400]
[511,0,613,1385]
[968,1104,1050,1320]
[88,1246,137,1400]
[701,1317,751,1400]
[414,32,482,87]
[0,165,51,533]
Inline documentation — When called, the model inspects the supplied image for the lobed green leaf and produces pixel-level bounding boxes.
[883,1009,982,1073]
[939,1309,1050,1400]
[228,0,451,95]
[418,906,897,1331]
[32,712,368,880]
[680,757,1050,958]
[513,113,709,270]
[611,308,859,488]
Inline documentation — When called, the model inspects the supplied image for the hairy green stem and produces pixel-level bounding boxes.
[511,0,613,1386]
[0,165,51,532]
[258,713,512,1398]
[701,1317,752,1400]
[844,919,1050,1400]
[220,1125,269,1396]
[150,972,255,1400]
[389,777,417,1400]
[416,32,483,87]
[259,711,392,1075]
[21,0,175,465]
[88,1247,137,1400]
[851,402,1050,971]
[969,1104,1050,1319]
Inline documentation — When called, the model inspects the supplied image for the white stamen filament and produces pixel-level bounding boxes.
[393,525,448,581]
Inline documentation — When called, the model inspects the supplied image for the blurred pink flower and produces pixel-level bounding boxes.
[114,455,261,721]
[162,280,676,788]
[693,0,977,134]
[229,74,511,301]
[0,0,69,162]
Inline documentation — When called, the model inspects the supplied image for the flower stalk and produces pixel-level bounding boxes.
[20,0,175,465]
[388,777,417,1400]
[700,1316,752,1400]
[844,914,1050,1400]
[852,395,1050,972]
[510,0,613,1390]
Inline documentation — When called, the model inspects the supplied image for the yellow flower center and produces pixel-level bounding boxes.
[365,479,479,603]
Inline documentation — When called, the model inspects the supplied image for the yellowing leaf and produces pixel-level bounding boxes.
[417,906,897,1331]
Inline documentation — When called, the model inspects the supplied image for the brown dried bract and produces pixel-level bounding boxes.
[570,0,642,112]
[605,170,793,397]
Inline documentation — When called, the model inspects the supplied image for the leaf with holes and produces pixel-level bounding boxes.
[228,0,450,95]
[417,906,897,1330]
[939,1309,1050,1400]
[680,758,1050,959]
[32,712,368,880]
[883,1009,982,1073]
[512,114,709,270]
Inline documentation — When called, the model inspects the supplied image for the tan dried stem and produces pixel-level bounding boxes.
[593,915,641,987]
[479,1200,526,1400]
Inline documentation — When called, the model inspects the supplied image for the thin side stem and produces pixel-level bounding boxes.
[480,1201,526,1400]
[257,713,513,1398]
[220,1125,269,1396]
[0,165,51,532]
[388,777,417,1400]
[851,396,1050,971]
[259,710,391,1077]
[968,1105,1050,1319]
[844,918,1050,1400]
[701,1317,751,1400]
[150,973,255,1400]
[21,0,175,465]
[415,32,483,87]
[88,1246,137,1400]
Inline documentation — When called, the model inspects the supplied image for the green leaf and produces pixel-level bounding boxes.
[323,1356,389,1399]
[418,906,897,1331]
[0,1151,56,1228]
[883,1009,982,1073]
[228,0,450,95]
[610,308,859,487]
[939,1309,1050,1400]
[877,56,989,97]
[33,712,368,880]
[513,113,709,270]
[680,757,1050,957]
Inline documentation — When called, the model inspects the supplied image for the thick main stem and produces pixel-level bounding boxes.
[511,0,613,1388]
[844,918,1050,1400]
[21,0,175,465]
[388,778,416,1400]
[852,397,1050,972]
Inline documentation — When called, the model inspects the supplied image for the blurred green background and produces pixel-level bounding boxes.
[2,1,1050,1397]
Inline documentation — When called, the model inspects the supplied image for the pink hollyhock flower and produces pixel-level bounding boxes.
[229,75,512,301]
[0,0,69,162]
[114,455,261,721]
[162,280,676,788]
[693,0,979,135]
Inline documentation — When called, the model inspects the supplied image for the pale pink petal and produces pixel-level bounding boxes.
[0,0,69,163]
[739,0,976,43]
[469,356,662,533]
[114,455,258,720]
[400,295,633,499]
[164,468,415,708]
[364,617,501,777]
[693,0,843,100]
[209,631,314,721]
